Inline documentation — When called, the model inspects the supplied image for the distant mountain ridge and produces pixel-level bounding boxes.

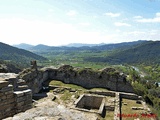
[66,43,106,47]
[14,40,147,51]
[13,43,106,49]
[23,40,147,52]
[13,43,34,50]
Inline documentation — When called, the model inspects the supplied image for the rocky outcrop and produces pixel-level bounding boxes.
[0,64,8,73]
[18,68,49,93]
[18,65,134,94]
[0,64,21,73]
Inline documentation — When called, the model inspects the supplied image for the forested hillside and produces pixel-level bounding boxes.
[84,41,160,65]
[0,42,47,68]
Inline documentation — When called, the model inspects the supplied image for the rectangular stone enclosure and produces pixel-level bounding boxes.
[75,94,105,115]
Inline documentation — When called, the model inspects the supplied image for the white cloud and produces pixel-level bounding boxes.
[104,12,121,17]
[120,30,160,41]
[126,31,145,35]
[115,29,121,32]
[136,12,160,23]
[156,12,160,17]
[150,30,158,35]
[114,22,131,27]
[133,16,143,19]
[110,30,156,43]
[48,9,54,12]
[93,15,98,18]
[79,22,90,26]
[0,18,113,46]
[66,10,77,16]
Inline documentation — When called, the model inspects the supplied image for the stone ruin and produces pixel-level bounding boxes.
[74,94,105,115]
[0,63,154,119]
[0,77,32,119]
[73,91,154,120]
[30,60,37,70]
[18,64,134,94]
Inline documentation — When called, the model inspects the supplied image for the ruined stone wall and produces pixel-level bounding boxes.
[0,79,32,119]
[18,65,134,94]
[47,65,134,93]
[0,73,18,90]
[0,81,15,119]
[14,89,32,113]
[88,91,115,97]
[18,68,49,94]
[120,92,141,100]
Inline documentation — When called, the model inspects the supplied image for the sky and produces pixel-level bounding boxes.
[0,0,160,46]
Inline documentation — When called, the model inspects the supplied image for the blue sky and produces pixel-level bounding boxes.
[0,0,160,46]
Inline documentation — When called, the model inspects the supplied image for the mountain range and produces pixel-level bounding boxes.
[13,40,147,52]
[13,43,106,50]
[7,40,160,66]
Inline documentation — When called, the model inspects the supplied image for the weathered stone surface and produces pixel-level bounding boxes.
[14,91,24,97]
[0,73,18,90]
[15,96,26,102]
[6,93,14,99]
[0,74,33,119]
[0,85,13,92]
[23,89,32,95]
[0,92,4,97]
[18,65,134,94]
[16,101,25,107]
[4,94,97,120]
[0,95,7,100]
[0,80,9,89]
[0,98,15,105]
[0,103,15,111]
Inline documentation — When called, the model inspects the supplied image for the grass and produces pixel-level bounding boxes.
[97,111,114,120]
[49,80,86,90]
[121,99,153,120]
[89,88,109,92]
[105,111,114,120]
[60,90,72,101]
[49,80,111,92]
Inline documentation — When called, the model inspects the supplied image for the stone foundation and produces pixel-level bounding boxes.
[75,94,105,115]
[0,79,32,119]
[14,89,32,113]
